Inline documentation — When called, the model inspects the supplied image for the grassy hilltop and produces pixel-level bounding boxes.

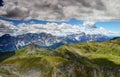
[0,38,120,77]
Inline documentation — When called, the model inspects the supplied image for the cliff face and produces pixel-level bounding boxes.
[0,38,120,77]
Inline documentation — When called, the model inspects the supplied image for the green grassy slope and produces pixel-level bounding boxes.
[56,38,120,67]
[0,38,120,77]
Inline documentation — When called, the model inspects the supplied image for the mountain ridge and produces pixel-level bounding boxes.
[0,32,111,52]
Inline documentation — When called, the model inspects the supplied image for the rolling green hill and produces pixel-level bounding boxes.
[0,38,120,77]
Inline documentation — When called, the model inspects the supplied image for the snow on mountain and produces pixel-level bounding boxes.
[0,32,110,52]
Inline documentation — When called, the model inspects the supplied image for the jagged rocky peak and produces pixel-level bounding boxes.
[0,32,111,52]
[1,34,11,37]
[0,34,13,39]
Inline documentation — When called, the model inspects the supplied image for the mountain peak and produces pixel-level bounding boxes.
[0,32,111,52]
[2,34,11,37]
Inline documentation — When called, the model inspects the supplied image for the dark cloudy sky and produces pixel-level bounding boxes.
[0,0,120,37]
[0,0,120,21]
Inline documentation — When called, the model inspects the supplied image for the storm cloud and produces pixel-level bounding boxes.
[0,0,120,20]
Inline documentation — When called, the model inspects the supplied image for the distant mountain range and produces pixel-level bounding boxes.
[0,32,110,52]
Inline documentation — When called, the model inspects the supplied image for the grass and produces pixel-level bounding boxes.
[85,53,120,67]
[56,39,120,67]
[42,56,69,67]
[0,38,120,77]
[1,38,120,67]
[0,55,70,72]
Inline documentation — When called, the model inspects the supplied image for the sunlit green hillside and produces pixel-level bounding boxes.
[0,38,120,77]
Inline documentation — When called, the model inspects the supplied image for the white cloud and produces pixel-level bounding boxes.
[83,20,96,28]
[16,23,82,36]
[0,20,118,36]
[84,27,112,35]
[0,20,17,36]
[0,0,120,21]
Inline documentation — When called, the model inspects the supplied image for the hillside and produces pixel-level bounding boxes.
[0,38,120,77]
